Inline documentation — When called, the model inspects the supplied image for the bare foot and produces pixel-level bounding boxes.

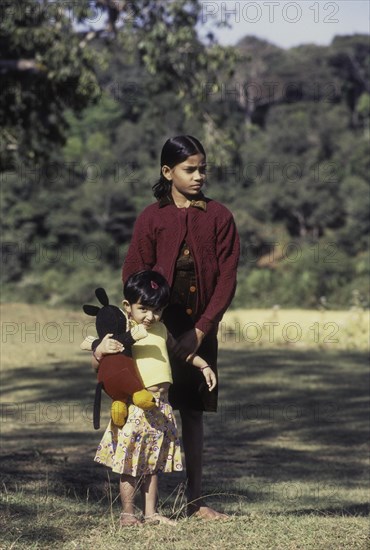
[188,504,229,520]
[144,513,177,526]
[120,512,142,527]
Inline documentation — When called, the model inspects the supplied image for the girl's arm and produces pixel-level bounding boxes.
[167,332,217,391]
[195,214,240,337]
[122,209,156,281]
[171,327,205,359]
[91,333,124,372]
[189,354,217,391]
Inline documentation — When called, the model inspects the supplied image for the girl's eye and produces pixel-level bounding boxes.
[185,166,206,174]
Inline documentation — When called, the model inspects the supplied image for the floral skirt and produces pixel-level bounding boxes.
[94,394,183,477]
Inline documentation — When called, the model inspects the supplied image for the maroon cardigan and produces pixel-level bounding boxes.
[122,197,240,336]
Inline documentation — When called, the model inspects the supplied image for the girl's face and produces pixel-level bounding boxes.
[162,153,206,199]
[123,301,164,328]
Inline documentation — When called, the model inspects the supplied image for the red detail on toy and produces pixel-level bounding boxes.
[97,354,144,401]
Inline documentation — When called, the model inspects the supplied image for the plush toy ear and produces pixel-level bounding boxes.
[83,304,100,316]
[95,288,109,307]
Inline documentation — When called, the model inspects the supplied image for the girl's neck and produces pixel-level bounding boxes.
[170,189,190,209]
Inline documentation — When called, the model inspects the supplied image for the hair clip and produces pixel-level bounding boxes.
[150,280,159,289]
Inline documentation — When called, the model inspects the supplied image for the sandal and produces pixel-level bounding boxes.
[120,512,142,527]
[144,513,177,526]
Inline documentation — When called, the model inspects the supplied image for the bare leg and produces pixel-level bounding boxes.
[141,474,158,517]
[180,408,228,520]
[180,408,204,504]
[119,474,141,526]
[141,475,176,525]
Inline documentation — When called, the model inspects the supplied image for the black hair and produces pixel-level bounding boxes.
[152,135,206,199]
[123,270,170,309]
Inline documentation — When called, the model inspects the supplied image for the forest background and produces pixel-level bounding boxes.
[1,0,369,310]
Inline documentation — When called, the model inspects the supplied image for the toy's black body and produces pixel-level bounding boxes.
[83,288,135,356]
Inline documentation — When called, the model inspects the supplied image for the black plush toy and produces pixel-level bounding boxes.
[83,288,137,355]
[81,288,155,429]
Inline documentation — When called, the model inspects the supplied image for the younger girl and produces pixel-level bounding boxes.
[93,270,216,526]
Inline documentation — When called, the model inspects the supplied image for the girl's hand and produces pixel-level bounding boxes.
[201,366,217,391]
[95,333,124,357]
[131,323,148,341]
[173,328,205,359]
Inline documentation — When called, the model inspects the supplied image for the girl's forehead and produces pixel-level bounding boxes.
[179,153,206,166]
[134,301,162,310]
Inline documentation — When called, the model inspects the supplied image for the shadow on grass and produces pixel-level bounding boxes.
[1,349,369,520]
[280,502,370,517]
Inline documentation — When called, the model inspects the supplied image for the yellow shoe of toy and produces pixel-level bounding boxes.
[133,389,156,410]
[111,400,128,428]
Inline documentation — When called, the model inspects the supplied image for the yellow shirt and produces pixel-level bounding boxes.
[131,321,173,387]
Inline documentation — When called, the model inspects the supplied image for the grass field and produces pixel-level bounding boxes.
[1,304,369,549]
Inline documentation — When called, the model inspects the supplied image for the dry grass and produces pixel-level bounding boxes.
[0,303,369,549]
[220,307,370,350]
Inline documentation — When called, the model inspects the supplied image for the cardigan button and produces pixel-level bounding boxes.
[183,248,190,256]
[186,308,193,315]
[189,285,196,293]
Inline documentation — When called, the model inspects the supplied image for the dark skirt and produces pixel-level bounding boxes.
[162,304,218,412]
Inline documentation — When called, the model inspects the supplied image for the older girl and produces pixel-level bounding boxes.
[122,136,240,519]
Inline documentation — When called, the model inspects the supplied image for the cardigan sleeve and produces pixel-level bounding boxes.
[122,209,156,282]
[195,214,240,335]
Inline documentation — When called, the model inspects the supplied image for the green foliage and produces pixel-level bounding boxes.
[0,2,368,309]
[235,240,359,309]
[0,0,102,170]
[1,0,236,304]
[337,175,370,255]
[357,92,370,120]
